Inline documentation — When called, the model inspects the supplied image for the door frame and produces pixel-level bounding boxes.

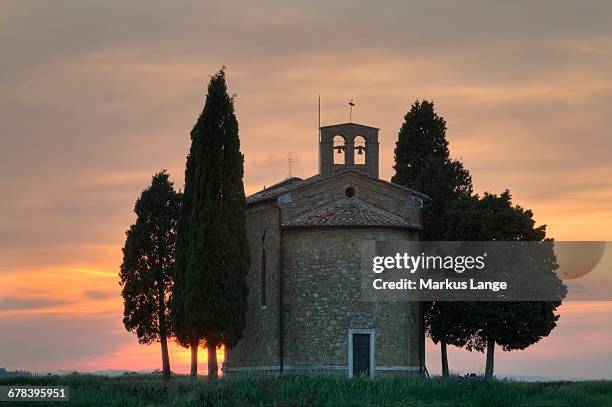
[347,328,376,379]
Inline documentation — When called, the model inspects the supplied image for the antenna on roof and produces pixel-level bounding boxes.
[349,99,355,123]
[318,95,321,138]
[281,152,300,179]
[318,95,321,171]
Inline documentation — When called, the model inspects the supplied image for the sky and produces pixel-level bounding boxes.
[1,0,612,378]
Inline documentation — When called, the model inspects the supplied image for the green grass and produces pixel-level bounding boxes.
[1,374,611,407]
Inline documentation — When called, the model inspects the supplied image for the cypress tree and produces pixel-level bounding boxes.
[392,100,472,240]
[119,171,181,381]
[392,100,472,377]
[442,191,565,379]
[172,69,250,379]
[393,102,565,379]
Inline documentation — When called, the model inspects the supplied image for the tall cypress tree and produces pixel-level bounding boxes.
[392,100,472,240]
[392,100,472,377]
[172,69,250,379]
[120,171,181,381]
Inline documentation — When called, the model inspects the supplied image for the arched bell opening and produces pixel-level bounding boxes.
[333,135,346,164]
[354,135,366,165]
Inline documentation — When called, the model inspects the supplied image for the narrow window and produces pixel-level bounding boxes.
[261,249,267,307]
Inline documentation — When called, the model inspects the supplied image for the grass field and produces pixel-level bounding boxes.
[1,374,611,407]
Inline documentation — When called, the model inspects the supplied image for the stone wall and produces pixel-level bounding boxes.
[224,203,281,369]
[282,228,422,375]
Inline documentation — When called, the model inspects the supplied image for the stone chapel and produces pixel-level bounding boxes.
[224,122,427,378]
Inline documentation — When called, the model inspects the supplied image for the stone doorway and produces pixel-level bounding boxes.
[348,328,375,378]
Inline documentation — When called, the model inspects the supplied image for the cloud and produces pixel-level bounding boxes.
[0,296,70,312]
[83,289,116,300]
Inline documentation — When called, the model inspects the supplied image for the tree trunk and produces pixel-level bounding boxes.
[440,340,449,378]
[158,291,171,381]
[207,341,219,380]
[190,339,199,379]
[160,333,171,381]
[485,338,495,380]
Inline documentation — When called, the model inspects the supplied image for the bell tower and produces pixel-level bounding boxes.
[319,122,380,178]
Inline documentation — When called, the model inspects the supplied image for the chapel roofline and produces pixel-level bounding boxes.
[246,169,430,206]
[319,122,380,131]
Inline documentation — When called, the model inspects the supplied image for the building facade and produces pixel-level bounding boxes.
[224,122,427,378]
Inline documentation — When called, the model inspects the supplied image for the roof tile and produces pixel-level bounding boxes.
[282,198,421,229]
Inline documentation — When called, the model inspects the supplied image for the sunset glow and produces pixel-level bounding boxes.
[1,0,611,379]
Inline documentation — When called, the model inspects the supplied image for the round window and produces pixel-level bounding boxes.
[345,187,356,198]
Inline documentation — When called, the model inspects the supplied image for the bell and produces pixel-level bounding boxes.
[357,148,363,155]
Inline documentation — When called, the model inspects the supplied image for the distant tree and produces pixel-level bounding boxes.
[443,191,565,379]
[119,171,181,381]
[392,100,473,377]
[172,69,250,380]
